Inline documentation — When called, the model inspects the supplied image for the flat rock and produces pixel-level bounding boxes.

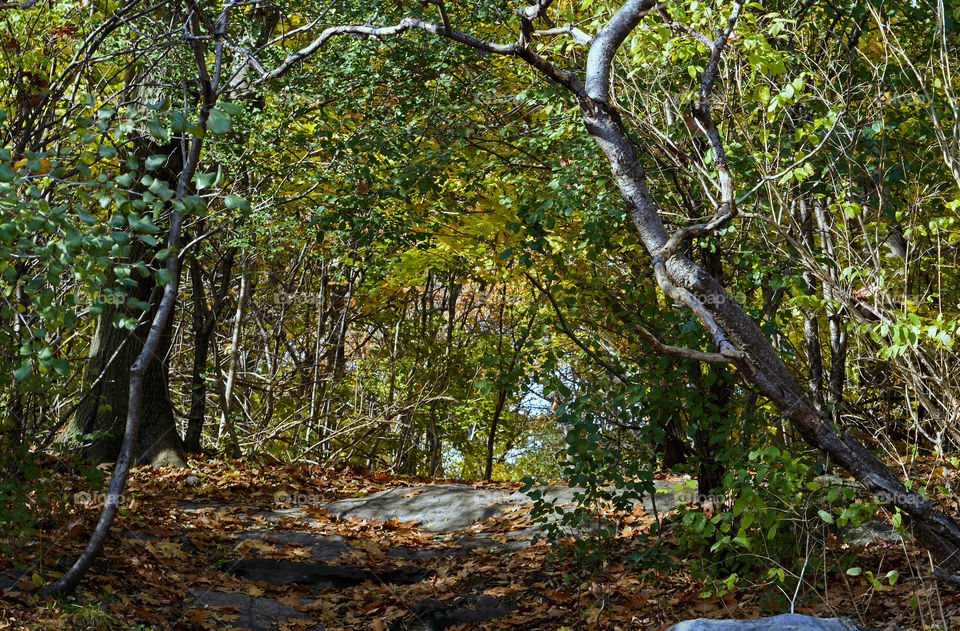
[178,500,239,513]
[842,520,904,547]
[455,533,531,551]
[323,479,691,535]
[392,594,516,631]
[387,546,467,560]
[190,589,322,631]
[233,531,354,560]
[0,571,26,591]
[324,485,509,532]
[666,614,868,630]
[224,558,434,589]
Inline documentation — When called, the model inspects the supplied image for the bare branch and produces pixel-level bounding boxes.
[656,6,713,50]
[651,256,746,364]
[251,16,582,94]
[655,1,744,261]
[586,0,657,103]
[527,274,632,385]
[422,0,452,34]
[629,321,737,365]
[533,24,592,46]
[521,0,556,21]
[736,109,843,206]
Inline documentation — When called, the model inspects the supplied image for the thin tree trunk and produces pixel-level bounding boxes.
[44,7,214,593]
[184,248,236,452]
[218,270,248,457]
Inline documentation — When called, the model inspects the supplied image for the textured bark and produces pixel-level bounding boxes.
[64,253,186,468]
[574,2,960,569]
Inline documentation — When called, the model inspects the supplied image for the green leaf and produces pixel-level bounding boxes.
[207,109,231,134]
[148,117,169,141]
[145,154,167,171]
[170,110,187,132]
[817,509,834,524]
[128,213,160,234]
[846,567,861,576]
[224,195,251,213]
[195,170,217,190]
[13,359,32,381]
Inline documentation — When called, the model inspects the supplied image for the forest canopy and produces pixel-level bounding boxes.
[5,0,960,622]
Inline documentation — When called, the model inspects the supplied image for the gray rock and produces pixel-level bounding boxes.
[324,485,510,532]
[386,533,530,559]
[183,475,203,488]
[250,506,322,526]
[224,558,434,589]
[233,531,355,560]
[455,534,530,552]
[323,479,692,535]
[0,571,26,591]
[190,589,322,631]
[842,520,904,547]
[666,614,866,630]
[393,594,516,631]
[387,546,467,560]
[177,500,239,513]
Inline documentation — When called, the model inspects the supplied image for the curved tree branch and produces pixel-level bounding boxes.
[42,2,220,597]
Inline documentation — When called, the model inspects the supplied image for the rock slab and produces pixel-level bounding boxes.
[191,590,322,631]
[225,558,434,589]
[392,594,516,631]
[323,480,691,533]
[666,613,870,630]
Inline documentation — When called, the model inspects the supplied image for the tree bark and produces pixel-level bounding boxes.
[184,248,236,453]
[64,244,186,468]
[576,0,960,570]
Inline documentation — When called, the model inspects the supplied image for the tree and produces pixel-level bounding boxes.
[217,0,960,570]
[36,0,960,595]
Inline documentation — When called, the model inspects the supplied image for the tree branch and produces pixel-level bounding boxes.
[250,16,583,95]
[42,3,217,597]
[533,24,592,46]
[586,0,657,103]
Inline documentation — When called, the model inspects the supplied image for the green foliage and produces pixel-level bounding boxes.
[521,405,658,574]
[678,446,817,576]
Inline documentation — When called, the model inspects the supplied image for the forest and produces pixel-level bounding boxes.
[4,0,960,629]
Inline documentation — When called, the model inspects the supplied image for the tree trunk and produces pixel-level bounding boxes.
[184,248,236,453]
[576,4,960,568]
[64,257,186,467]
[217,269,248,458]
[483,388,508,481]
